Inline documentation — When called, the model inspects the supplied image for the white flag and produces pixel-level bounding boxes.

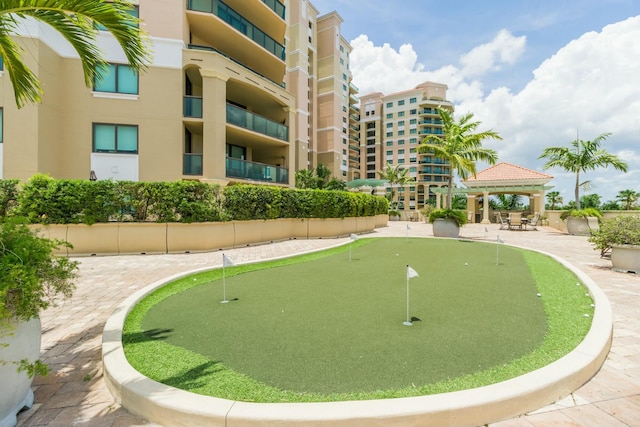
[406,224,411,230]
[497,236,504,244]
[350,233,358,241]
[407,265,419,280]
[484,226,489,233]
[223,254,235,267]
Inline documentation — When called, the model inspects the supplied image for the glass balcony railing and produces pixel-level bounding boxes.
[184,96,203,118]
[187,0,285,61]
[262,0,285,19]
[183,153,203,175]
[226,157,288,184]
[226,103,288,141]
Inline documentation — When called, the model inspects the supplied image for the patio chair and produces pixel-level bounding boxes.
[508,212,523,230]
[496,212,509,230]
[526,212,540,230]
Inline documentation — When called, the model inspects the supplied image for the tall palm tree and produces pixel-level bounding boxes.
[539,133,628,210]
[616,189,639,211]
[377,162,413,209]
[418,107,501,208]
[545,191,563,210]
[0,0,151,108]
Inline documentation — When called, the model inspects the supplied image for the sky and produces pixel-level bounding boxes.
[310,0,640,206]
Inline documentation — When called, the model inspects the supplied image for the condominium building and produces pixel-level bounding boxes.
[359,82,453,211]
[0,0,355,186]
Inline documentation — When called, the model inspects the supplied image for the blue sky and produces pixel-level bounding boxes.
[310,0,640,206]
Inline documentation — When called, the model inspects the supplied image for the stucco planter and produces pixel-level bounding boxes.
[431,218,460,238]
[566,217,599,236]
[0,318,41,427]
[611,244,640,273]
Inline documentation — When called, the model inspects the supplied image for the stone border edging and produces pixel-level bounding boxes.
[102,240,612,427]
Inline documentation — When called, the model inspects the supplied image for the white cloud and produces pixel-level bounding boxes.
[349,15,640,203]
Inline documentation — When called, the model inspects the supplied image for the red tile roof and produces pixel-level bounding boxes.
[463,162,553,182]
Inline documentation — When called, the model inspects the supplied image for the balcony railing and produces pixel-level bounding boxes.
[183,153,203,175]
[226,157,288,184]
[184,96,203,118]
[226,103,288,141]
[262,0,285,19]
[187,0,285,61]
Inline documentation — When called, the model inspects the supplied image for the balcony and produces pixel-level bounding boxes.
[184,96,203,118]
[226,103,288,141]
[226,157,288,184]
[183,153,203,175]
[262,0,285,19]
[188,0,285,61]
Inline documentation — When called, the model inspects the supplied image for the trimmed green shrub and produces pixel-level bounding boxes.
[428,208,467,226]
[0,179,20,218]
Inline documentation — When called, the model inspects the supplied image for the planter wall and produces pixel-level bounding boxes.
[0,318,40,427]
[31,216,383,256]
[611,245,640,273]
[431,218,460,238]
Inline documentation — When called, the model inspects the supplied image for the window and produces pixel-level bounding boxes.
[398,139,405,145]
[386,123,393,128]
[398,100,405,106]
[386,113,393,119]
[398,130,405,136]
[410,97,417,103]
[398,120,405,126]
[386,102,393,108]
[93,123,138,153]
[386,150,393,156]
[410,138,417,144]
[410,128,417,134]
[410,109,417,115]
[94,63,138,94]
[398,111,405,117]
[398,149,405,155]
[386,132,393,137]
[386,141,393,146]
[410,119,417,125]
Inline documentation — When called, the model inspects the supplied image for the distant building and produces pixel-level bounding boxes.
[359,82,453,211]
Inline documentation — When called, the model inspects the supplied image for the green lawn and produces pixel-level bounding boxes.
[124,238,594,402]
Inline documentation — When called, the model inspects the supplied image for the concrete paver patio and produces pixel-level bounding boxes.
[16,222,640,427]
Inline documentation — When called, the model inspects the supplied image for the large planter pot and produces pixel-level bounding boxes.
[566,216,599,236]
[0,317,41,427]
[611,244,640,273]
[431,218,460,238]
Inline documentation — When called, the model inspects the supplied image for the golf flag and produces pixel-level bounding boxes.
[223,254,235,267]
[407,265,419,280]
[484,226,489,233]
[350,233,358,241]
[497,235,504,244]
[407,224,411,230]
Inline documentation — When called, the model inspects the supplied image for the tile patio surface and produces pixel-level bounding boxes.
[16,222,640,427]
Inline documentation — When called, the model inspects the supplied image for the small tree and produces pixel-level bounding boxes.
[418,108,500,208]
[545,191,563,210]
[539,133,628,210]
[616,189,639,211]
[377,163,414,209]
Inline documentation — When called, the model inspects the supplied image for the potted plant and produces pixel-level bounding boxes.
[589,215,640,273]
[428,208,467,238]
[1,219,77,427]
[561,208,602,236]
[388,210,401,221]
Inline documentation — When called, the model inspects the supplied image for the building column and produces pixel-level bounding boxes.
[466,194,476,223]
[435,192,441,209]
[199,69,229,183]
[481,191,491,224]
[534,192,544,215]
[284,106,297,186]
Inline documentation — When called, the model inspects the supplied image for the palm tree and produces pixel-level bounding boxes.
[616,189,639,211]
[545,191,563,210]
[418,107,501,208]
[0,0,151,108]
[539,133,628,210]
[377,162,413,209]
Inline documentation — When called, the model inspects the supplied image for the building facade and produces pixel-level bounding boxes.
[0,0,354,187]
[359,81,453,211]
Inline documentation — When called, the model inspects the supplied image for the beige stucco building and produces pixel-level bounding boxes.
[0,0,356,186]
[359,82,453,212]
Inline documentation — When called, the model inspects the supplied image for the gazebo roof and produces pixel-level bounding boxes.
[462,162,553,187]
[346,178,389,188]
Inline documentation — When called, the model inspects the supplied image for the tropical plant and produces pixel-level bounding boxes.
[601,200,621,211]
[0,0,151,108]
[451,194,467,210]
[560,207,603,221]
[1,218,78,374]
[616,189,639,211]
[418,107,500,208]
[490,194,524,211]
[294,164,345,190]
[377,162,414,209]
[589,215,640,257]
[539,133,628,210]
[545,191,563,210]
[428,208,467,227]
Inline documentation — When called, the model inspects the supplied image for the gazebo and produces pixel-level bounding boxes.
[432,162,554,224]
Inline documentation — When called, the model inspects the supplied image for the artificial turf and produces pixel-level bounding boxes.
[124,237,594,402]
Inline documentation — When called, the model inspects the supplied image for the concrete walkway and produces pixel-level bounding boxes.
[16,222,640,427]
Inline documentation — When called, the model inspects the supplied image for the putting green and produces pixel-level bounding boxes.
[123,237,595,401]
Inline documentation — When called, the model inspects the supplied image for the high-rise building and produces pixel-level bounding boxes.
[0,0,355,186]
[359,82,453,211]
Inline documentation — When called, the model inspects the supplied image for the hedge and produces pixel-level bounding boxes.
[0,176,387,224]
